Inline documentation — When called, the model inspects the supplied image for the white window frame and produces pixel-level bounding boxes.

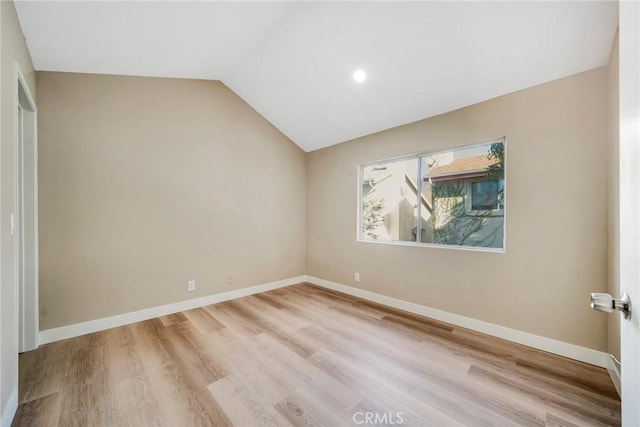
[356,138,507,253]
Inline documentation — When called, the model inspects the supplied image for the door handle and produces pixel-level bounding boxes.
[590,292,631,320]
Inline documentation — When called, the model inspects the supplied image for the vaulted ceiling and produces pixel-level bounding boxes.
[15,1,618,152]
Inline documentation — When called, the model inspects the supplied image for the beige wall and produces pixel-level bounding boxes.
[307,66,610,351]
[37,72,306,330]
[607,31,620,361]
[0,0,36,415]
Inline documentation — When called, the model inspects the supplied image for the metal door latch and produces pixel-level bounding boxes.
[590,292,631,320]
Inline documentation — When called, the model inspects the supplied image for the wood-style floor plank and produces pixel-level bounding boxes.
[15,283,620,426]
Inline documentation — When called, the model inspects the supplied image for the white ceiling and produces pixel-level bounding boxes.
[15,1,618,152]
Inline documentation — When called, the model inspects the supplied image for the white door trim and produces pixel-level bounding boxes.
[14,61,38,353]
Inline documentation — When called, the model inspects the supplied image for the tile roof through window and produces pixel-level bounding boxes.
[426,154,498,179]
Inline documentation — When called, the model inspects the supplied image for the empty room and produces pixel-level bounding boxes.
[1,0,639,426]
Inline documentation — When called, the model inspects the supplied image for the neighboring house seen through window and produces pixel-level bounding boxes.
[359,140,505,251]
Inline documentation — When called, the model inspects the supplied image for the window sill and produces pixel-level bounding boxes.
[357,238,505,253]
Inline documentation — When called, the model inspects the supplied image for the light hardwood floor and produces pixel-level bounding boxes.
[15,283,620,426]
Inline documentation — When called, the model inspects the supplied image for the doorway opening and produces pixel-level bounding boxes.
[16,71,38,353]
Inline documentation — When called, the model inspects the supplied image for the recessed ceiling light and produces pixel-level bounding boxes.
[353,69,367,83]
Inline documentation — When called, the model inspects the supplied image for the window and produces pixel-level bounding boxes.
[359,140,505,251]
[470,180,504,211]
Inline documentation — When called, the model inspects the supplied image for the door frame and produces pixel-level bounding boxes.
[14,62,38,353]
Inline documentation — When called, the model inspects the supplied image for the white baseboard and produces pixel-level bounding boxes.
[304,275,610,369]
[0,387,18,427]
[606,354,622,397]
[39,275,306,345]
[38,274,611,371]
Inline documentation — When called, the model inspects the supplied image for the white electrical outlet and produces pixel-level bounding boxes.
[227,274,233,284]
[187,280,196,292]
[355,272,360,282]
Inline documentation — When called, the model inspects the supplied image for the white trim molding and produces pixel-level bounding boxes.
[39,276,305,345]
[15,60,40,353]
[0,387,18,427]
[304,275,611,369]
[38,274,611,372]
